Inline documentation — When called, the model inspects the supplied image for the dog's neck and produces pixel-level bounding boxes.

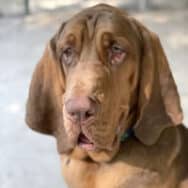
[120,128,134,142]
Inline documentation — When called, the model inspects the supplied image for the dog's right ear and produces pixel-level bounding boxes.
[25,20,67,135]
[26,22,77,153]
[25,34,65,135]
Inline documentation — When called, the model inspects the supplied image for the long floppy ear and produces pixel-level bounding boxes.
[132,20,183,145]
[26,37,63,134]
[25,26,72,153]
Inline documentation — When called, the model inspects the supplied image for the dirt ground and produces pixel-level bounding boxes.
[0,5,188,188]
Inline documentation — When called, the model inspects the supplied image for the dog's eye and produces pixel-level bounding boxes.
[62,47,74,65]
[109,44,126,65]
[111,44,124,54]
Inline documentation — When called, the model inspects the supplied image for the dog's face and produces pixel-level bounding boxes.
[58,10,140,160]
[26,4,183,162]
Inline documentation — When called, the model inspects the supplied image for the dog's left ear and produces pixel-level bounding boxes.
[132,20,183,145]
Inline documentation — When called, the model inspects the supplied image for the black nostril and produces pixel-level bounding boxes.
[81,109,95,121]
[65,97,97,123]
[70,111,80,121]
[85,111,94,118]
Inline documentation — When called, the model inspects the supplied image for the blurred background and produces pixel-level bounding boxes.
[0,0,188,188]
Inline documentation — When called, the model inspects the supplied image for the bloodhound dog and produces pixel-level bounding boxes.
[26,4,188,188]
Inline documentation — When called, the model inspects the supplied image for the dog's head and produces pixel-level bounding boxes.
[26,4,183,162]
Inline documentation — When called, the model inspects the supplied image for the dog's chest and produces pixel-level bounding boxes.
[96,162,164,188]
[61,156,176,188]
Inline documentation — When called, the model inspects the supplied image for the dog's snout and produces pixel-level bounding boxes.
[65,97,97,124]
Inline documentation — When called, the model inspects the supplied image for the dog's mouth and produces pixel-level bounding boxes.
[77,132,95,151]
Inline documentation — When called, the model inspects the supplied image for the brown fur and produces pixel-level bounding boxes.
[26,4,188,188]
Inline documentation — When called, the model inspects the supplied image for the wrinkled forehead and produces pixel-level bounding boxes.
[59,8,139,44]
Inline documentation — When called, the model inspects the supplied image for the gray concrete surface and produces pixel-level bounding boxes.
[1,0,188,15]
[0,5,188,188]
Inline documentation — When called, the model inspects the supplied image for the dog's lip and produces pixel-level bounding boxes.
[77,132,95,151]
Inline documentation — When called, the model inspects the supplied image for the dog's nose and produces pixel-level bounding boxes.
[65,97,97,123]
